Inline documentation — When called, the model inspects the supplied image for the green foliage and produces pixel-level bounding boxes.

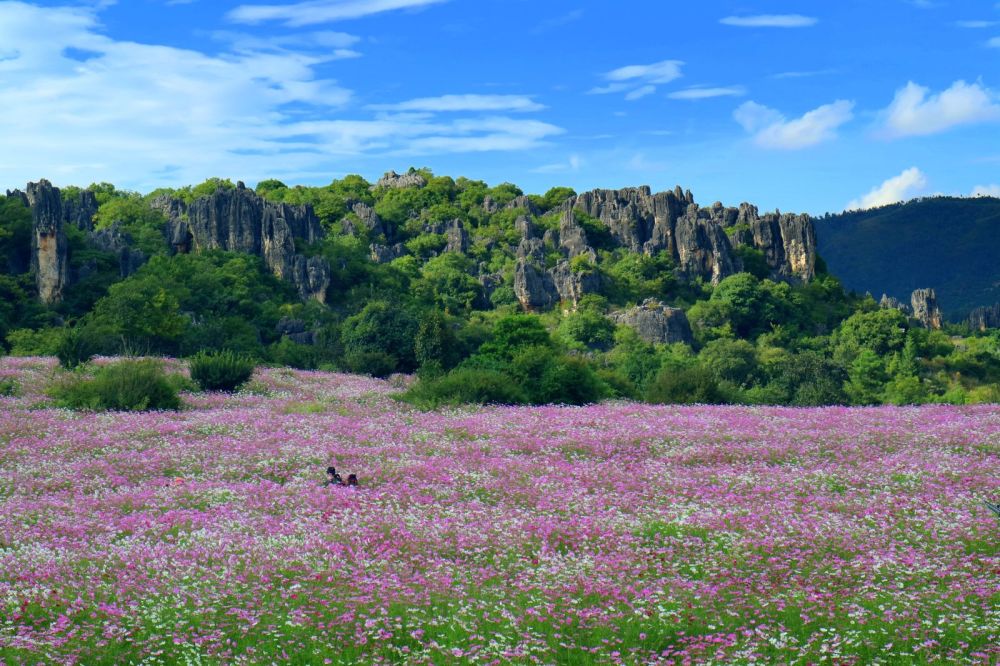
[189,350,256,392]
[476,315,552,360]
[49,359,182,411]
[402,368,528,408]
[414,310,461,370]
[558,308,615,351]
[646,365,725,405]
[56,326,101,369]
[340,301,419,376]
[7,327,64,357]
[733,246,771,280]
[0,378,19,397]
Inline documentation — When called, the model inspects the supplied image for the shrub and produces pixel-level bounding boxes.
[403,368,528,408]
[0,378,19,396]
[189,350,256,392]
[50,359,181,411]
[56,326,100,369]
[646,365,725,405]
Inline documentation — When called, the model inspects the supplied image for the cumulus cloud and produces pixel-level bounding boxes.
[589,59,683,100]
[846,167,928,210]
[668,86,746,100]
[228,0,449,26]
[720,14,817,28]
[0,2,561,191]
[734,99,854,149]
[881,80,1000,137]
[972,184,1000,197]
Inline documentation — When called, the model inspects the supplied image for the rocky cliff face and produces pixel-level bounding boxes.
[609,299,693,345]
[25,180,70,305]
[911,288,942,330]
[968,304,1000,331]
[566,186,816,285]
[90,223,148,278]
[153,183,331,302]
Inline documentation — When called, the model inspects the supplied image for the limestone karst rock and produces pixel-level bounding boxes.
[369,242,407,264]
[609,298,694,345]
[513,260,558,310]
[445,219,470,254]
[154,182,330,302]
[911,288,943,330]
[374,169,427,190]
[968,304,1000,331]
[879,294,912,315]
[25,180,70,305]
[90,223,148,278]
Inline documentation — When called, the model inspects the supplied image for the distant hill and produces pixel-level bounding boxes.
[815,196,1000,320]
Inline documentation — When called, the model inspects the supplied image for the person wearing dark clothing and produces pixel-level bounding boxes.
[347,474,358,487]
[324,466,343,487]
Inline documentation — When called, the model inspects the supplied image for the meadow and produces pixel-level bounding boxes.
[0,357,997,665]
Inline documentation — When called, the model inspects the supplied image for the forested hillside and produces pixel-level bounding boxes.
[3,170,1000,407]
[815,196,1000,319]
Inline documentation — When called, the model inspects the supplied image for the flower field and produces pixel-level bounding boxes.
[1,357,998,665]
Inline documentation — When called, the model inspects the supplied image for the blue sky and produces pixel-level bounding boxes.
[0,0,998,213]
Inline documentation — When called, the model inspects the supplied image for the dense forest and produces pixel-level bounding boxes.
[816,196,1000,319]
[3,170,1000,407]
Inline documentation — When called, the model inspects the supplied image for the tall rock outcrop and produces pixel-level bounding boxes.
[880,294,912,315]
[63,189,99,231]
[609,299,693,345]
[25,180,69,305]
[968,304,1000,331]
[155,183,331,302]
[90,223,148,277]
[374,168,427,190]
[568,185,816,285]
[911,288,942,330]
[513,260,558,310]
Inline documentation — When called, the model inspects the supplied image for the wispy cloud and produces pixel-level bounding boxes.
[846,167,927,210]
[668,86,746,100]
[720,14,817,28]
[0,2,562,190]
[734,99,854,149]
[881,80,1000,138]
[533,9,583,33]
[589,59,683,100]
[228,0,449,26]
[989,36,1000,47]
[531,154,583,173]
[368,94,545,113]
[771,69,837,80]
[955,20,998,28]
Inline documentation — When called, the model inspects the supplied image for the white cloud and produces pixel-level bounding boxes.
[531,154,583,173]
[668,86,746,100]
[605,60,683,84]
[368,94,544,113]
[846,167,928,211]
[972,184,1000,197]
[955,20,998,28]
[0,2,561,191]
[989,36,1000,48]
[228,0,448,26]
[589,59,683,100]
[734,99,854,149]
[625,85,656,101]
[882,80,1000,137]
[720,14,817,28]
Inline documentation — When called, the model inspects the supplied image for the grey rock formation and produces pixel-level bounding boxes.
[5,188,29,207]
[557,210,595,261]
[481,196,500,215]
[516,238,545,263]
[25,180,69,304]
[911,288,943,330]
[549,261,601,305]
[609,299,693,345]
[879,294,912,315]
[154,182,330,302]
[374,169,427,190]
[569,185,816,284]
[276,317,317,345]
[513,260,558,310]
[341,202,387,239]
[968,304,1000,331]
[90,223,148,277]
[370,242,407,264]
[445,219,469,254]
[505,195,540,215]
[514,215,537,240]
[63,189,99,230]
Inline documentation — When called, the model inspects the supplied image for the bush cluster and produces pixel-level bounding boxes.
[49,359,181,411]
[188,350,256,392]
